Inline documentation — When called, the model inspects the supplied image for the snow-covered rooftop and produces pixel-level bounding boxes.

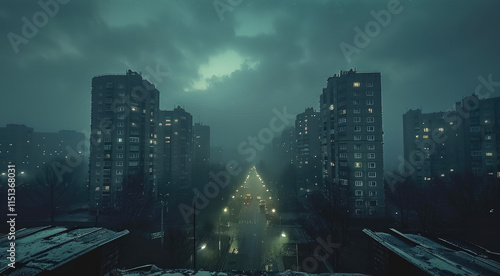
[117,266,369,276]
[363,228,500,276]
[0,226,129,274]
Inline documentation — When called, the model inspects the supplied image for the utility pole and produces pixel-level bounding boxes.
[160,201,164,246]
[193,201,196,270]
[296,243,299,271]
[218,215,221,257]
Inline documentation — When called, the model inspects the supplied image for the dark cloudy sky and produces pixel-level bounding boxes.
[1,0,500,170]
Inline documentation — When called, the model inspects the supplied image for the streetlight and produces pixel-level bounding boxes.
[219,208,229,257]
[200,244,207,250]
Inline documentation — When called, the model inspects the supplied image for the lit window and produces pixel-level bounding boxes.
[367,108,373,113]
[353,82,360,87]
[329,104,334,111]
[438,128,444,132]
[423,135,429,139]
[486,152,493,156]
[423,128,430,132]
[355,162,362,168]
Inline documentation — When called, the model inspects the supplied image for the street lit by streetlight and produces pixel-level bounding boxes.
[224,208,228,212]
[272,209,276,213]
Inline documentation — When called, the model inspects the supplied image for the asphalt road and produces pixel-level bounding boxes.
[222,167,281,271]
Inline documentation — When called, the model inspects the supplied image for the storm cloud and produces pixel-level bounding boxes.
[1,0,499,169]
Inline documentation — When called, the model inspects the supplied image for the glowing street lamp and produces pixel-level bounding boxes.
[200,244,207,250]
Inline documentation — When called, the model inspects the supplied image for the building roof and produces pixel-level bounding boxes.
[363,228,500,276]
[0,226,129,275]
[117,265,369,276]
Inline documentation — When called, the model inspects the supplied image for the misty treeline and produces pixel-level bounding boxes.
[3,157,89,223]
[386,172,500,246]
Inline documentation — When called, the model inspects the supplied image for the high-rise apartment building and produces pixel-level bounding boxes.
[193,123,210,187]
[320,69,385,218]
[0,124,86,174]
[157,106,193,198]
[295,107,321,194]
[0,124,34,172]
[403,94,500,182]
[402,109,463,185]
[89,70,159,211]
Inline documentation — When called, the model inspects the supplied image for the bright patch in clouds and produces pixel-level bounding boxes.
[235,12,276,37]
[189,50,258,91]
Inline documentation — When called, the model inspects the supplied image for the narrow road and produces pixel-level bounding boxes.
[222,167,281,271]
